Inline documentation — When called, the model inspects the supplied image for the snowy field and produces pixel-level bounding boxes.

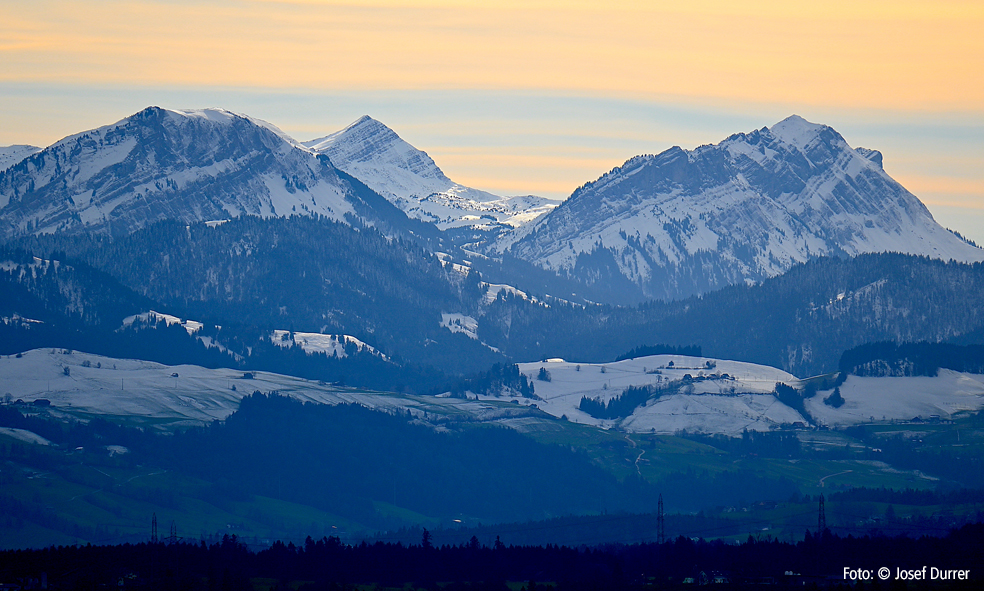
[807,370,984,426]
[513,355,804,435]
[514,356,984,435]
[0,349,535,431]
[3,349,983,437]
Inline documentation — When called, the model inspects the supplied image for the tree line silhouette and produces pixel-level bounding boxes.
[3,524,983,589]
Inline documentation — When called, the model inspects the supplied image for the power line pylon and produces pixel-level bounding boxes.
[151,513,158,544]
[817,494,826,537]
[657,493,666,544]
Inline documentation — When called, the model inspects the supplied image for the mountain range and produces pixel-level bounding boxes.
[3,108,984,378]
[4,109,984,549]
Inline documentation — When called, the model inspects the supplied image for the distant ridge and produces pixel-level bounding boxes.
[0,145,41,173]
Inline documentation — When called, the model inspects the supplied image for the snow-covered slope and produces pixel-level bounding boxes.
[0,349,540,431]
[808,370,984,427]
[0,348,806,436]
[0,145,41,173]
[0,108,417,240]
[122,310,204,334]
[504,115,984,302]
[508,355,984,435]
[304,116,557,231]
[120,310,388,361]
[4,348,982,436]
[270,329,386,360]
[513,355,805,436]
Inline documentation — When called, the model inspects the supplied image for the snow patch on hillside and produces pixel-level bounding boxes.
[620,393,804,436]
[123,311,203,335]
[269,330,385,359]
[440,313,479,340]
[1,314,44,329]
[0,427,53,446]
[482,283,539,305]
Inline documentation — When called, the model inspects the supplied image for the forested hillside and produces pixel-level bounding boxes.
[16,216,502,373]
[481,254,984,376]
[11,219,984,380]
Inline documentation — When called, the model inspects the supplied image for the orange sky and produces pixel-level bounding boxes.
[3,0,982,110]
[1,0,983,240]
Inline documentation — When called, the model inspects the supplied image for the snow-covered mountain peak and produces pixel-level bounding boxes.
[165,107,239,124]
[50,106,292,154]
[0,106,425,239]
[308,115,396,148]
[303,116,557,231]
[158,107,302,148]
[506,115,984,303]
[304,115,450,184]
[768,114,827,148]
[310,114,383,142]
